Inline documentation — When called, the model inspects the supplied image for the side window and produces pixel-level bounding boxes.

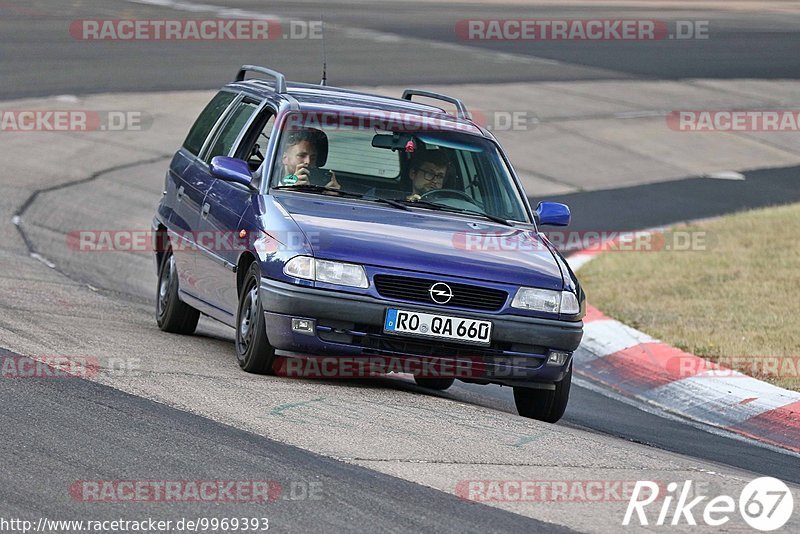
[205,101,259,162]
[234,110,277,172]
[182,91,236,156]
[478,155,516,219]
[323,130,401,179]
[458,151,484,207]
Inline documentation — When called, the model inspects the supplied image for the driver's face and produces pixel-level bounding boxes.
[282,140,318,175]
[411,162,447,195]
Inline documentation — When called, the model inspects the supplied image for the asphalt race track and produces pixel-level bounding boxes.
[530,165,800,234]
[2,1,800,532]
[0,346,565,532]
[4,0,800,99]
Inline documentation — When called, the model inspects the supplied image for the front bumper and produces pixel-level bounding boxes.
[259,278,583,386]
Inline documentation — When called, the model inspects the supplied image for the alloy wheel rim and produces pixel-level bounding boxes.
[157,254,174,317]
[238,284,258,352]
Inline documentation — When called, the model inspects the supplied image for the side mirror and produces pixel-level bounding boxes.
[535,202,571,226]
[210,156,254,189]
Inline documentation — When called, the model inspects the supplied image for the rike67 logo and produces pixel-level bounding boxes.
[624,477,794,531]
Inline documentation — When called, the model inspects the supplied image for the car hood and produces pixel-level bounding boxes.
[275,194,565,290]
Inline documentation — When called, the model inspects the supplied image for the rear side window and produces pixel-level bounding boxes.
[182,91,236,156]
[323,130,400,179]
[205,101,259,161]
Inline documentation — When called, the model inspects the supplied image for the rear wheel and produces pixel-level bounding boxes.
[156,246,200,334]
[235,263,276,374]
[413,376,455,390]
[513,363,572,423]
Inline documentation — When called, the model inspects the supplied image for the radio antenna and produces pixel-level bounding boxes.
[320,16,327,86]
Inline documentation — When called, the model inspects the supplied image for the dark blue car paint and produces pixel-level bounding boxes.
[274,194,565,290]
[153,80,584,387]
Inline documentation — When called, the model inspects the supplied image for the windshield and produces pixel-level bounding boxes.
[271,111,531,223]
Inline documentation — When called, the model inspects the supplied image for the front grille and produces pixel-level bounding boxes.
[373,275,508,311]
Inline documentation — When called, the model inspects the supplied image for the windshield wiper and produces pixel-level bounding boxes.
[372,198,409,210]
[400,199,513,226]
[272,184,364,198]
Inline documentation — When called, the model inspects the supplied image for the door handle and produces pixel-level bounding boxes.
[177,185,185,201]
[201,202,210,219]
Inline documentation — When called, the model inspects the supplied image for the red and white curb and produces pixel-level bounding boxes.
[568,247,800,454]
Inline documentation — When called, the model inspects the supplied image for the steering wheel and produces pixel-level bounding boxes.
[250,131,270,164]
[419,189,475,204]
[250,143,265,164]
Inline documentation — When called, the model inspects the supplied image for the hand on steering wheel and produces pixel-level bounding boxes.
[419,188,475,203]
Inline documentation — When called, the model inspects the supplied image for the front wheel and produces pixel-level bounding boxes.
[413,376,455,390]
[513,363,572,423]
[156,246,200,334]
[235,263,277,374]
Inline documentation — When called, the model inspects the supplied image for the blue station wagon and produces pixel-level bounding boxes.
[152,65,585,422]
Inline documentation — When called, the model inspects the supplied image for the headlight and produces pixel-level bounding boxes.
[284,256,369,288]
[283,256,314,280]
[315,259,369,288]
[560,291,580,315]
[511,287,580,315]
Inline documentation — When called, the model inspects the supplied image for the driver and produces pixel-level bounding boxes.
[405,150,449,202]
[280,128,339,189]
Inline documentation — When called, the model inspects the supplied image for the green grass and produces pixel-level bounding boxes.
[579,203,800,391]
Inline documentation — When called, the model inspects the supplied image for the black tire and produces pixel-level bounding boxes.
[156,246,200,334]
[513,363,572,423]
[235,263,277,374]
[413,376,455,390]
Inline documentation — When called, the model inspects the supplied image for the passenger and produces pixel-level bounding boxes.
[405,150,449,202]
[280,128,339,189]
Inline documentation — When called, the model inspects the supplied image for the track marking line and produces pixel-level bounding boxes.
[124,0,570,68]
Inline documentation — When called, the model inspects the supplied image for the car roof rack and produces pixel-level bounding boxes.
[401,89,470,120]
[235,65,287,94]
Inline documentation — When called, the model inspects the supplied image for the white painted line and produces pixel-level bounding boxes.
[53,95,80,103]
[573,375,800,458]
[576,319,658,363]
[30,253,56,269]
[705,171,746,180]
[613,110,666,119]
[643,374,800,426]
[124,0,564,67]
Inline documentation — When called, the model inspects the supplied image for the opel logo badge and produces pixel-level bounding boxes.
[429,282,454,304]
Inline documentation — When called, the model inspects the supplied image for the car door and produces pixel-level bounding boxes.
[166,91,238,294]
[192,98,270,321]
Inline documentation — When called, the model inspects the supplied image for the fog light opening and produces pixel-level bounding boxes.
[547,350,570,366]
[292,318,316,336]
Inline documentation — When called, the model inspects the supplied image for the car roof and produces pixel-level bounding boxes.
[226,74,489,137]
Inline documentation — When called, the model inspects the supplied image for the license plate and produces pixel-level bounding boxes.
[383,309,492,345]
